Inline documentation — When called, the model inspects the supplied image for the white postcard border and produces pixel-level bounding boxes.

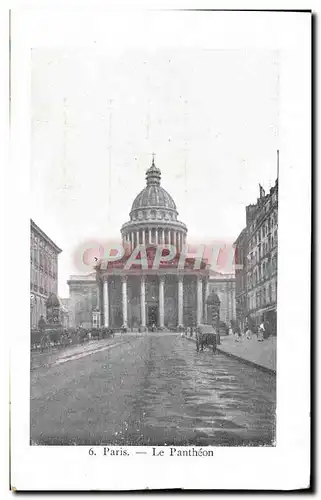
[8,8,311,491]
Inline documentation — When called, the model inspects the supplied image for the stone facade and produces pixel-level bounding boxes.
[234,179,278,335]
[96,268,208,331]
[234,228,248,332]
[67,159,239,331]
[207,273,236,326]
[30,219,62,328]
[67,273,98,329]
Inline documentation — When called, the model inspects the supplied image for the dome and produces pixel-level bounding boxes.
[130,158,177,213]
[120,156,187,251]
[131,185,177,211]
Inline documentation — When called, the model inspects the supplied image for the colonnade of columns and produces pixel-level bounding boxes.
[101,275,205,330]
[123,228,186,252]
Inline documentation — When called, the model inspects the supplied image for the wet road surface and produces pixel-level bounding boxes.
[30,333,276,446]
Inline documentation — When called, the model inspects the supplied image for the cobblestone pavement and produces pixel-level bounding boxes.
[30,332,276,446]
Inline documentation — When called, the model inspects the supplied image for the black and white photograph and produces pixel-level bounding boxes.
[8,8,311,491]
[29,47,279,448]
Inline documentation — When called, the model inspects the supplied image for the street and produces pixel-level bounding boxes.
[30,333,276,446]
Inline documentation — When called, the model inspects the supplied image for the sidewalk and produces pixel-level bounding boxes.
[217,335,276,374]
[31,337,118,371]
[186,333,276,374]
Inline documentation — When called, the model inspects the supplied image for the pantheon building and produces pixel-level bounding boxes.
[68,159,236,330]
[96,159,208,330]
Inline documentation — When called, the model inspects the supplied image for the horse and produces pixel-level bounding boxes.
[196,325,218,354]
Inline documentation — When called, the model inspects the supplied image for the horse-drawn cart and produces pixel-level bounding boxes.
[196,324,218,353]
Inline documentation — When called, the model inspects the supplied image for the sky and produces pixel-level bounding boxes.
[31,48,279,297]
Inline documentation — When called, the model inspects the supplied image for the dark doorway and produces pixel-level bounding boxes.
[147,305,158,328]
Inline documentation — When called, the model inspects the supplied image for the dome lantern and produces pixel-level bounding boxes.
[145,155,161,186]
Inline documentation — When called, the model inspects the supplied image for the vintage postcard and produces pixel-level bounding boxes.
[9,7,311,491]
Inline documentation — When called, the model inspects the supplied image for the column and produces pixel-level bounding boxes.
[122,276,128,328]
[136,230,140,246]
[159,276,165,328]
[97,283,100,310]
[130,232,134,251]
[103,279,109,327]
[155,229,159,245]
[174,231,177,251]
[142,229,145,245]
[149,228,152,245]
[196,276,203,326]
[204,281,209,323]
[140,276,146,329]
[162,228,165,244]
[178,276,184,327]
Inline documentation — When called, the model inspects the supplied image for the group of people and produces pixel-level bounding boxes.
[229,320,267,342]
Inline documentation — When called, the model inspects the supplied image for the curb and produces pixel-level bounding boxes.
[184,335,276,376]
[216,347,276,376]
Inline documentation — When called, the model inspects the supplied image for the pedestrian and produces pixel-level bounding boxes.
[244,320,252,340]
[246,326,252,340]
[258,321,265,342]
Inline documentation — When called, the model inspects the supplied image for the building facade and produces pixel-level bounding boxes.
[67,273,98,329]
[234,179,278,335]
[207,273,236,326]
[234,228,248,333]
[59,298,70,329]
[30,220,62,328]
[96,159,208,330]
